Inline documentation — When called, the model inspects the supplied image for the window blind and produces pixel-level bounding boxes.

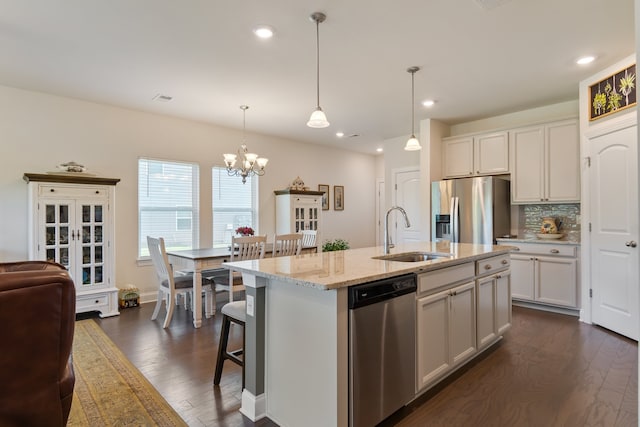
[138,158,200,257]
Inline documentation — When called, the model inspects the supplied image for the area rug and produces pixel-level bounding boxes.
[67,319,187,426]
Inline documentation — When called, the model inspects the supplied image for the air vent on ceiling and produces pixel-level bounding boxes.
[152,94,173,102]
[474,0,511,10]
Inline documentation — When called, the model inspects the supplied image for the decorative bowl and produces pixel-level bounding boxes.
[536,233,564,240]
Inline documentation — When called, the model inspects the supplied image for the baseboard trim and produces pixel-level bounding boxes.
[513,300,579,317]
[240,389,266,421]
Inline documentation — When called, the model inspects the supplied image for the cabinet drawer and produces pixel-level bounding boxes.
[76,294,108,310]
[504,242,577,257]
[476,255,510,276]
[39,184,109,199]
[418,262,475,295]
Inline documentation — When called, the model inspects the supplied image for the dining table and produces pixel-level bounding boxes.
[167,243,317,328]
[166,247,232,328]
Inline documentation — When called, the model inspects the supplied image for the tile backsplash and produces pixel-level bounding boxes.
[518,203,581,241]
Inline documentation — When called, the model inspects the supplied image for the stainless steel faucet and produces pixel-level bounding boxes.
[384,206,411,254]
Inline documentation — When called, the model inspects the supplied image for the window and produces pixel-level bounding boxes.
[212,167,257,248]
[138,158,199,257]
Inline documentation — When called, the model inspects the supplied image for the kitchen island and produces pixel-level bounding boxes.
[224,241,512,426]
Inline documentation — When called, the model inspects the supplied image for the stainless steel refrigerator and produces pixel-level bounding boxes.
[431,176,510,244]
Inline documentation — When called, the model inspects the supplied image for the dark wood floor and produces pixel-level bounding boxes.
[94,299,638,427]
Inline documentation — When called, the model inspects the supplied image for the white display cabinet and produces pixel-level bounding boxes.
[24,173,120,317]
[274,189,323,252]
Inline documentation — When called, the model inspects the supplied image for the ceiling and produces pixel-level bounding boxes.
[0,0,635,154]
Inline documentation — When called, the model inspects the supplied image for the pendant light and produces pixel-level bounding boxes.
[404,66,422,151]
[307,12,330,128]
[223,105,268,184]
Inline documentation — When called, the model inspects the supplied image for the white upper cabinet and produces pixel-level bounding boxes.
[443,131,509,178]
[510,119,580,204]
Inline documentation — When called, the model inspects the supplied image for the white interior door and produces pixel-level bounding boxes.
[393,168,421,244]
[589,123,639,340]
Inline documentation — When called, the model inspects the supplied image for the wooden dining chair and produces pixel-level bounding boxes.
[147,236,213,328]
[274,233,303,257]
[301,229,317,250]
[210,235,267,304]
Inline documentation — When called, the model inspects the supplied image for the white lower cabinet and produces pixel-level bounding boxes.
[477,270,512,349]
[416,281,476,390]
[500,240,579,308]
[416,254,511,392]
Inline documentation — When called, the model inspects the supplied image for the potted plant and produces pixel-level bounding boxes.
[322,238,350,252]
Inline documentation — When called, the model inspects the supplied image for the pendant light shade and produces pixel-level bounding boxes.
[307,12,330,128]
[404,66,422,151]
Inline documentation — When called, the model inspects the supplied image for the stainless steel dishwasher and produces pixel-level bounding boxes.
[348,273,416,427]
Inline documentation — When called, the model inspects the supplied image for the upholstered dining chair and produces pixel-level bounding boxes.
[209,235,267,304]
[274,233,303,257]
[301,229,318,250]
[147,236,213,328]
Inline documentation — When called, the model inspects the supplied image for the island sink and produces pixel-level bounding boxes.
[372,251,453,262]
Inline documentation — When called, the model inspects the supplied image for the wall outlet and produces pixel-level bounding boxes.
[246,295,254,317]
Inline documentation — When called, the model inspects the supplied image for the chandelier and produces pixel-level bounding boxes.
[223,105,268,184]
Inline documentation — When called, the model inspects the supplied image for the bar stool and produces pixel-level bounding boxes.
[213,300,245,388]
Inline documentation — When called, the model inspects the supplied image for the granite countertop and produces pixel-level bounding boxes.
[496,237,580,246]
[224,241,512,290]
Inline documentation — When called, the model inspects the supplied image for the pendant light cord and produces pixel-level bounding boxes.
[411,70,415,136]
[315,19,320,109]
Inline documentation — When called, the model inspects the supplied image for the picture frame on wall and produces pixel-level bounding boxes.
[589,63,636,121]
[318,184,329,210]
[334,185,344,211]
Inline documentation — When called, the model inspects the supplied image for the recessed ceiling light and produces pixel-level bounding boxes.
[376,148,383,152]
[253,25,274,39]
[336,132,344,137]
[576,56,595,65]
[422,99,435,107]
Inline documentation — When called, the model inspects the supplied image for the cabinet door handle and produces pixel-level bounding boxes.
[626,241,637,248]
[50,188,55,193]
[484,264,492,270]
[496,274,502,279]
[550,249,560,254]
[512,247,520,251]
[501,259,508,264]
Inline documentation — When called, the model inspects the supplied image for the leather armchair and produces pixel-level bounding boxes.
[0,261,76,426]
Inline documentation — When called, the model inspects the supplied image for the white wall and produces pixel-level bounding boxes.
[0,85,377,296]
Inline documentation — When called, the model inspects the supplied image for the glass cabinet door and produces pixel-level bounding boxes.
[43,202,73,270]
[79,203,105,287]
[39,199,108,289]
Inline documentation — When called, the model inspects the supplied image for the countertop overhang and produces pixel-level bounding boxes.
[223,241,512,290]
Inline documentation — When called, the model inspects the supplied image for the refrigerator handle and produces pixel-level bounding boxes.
[451,197,459,243]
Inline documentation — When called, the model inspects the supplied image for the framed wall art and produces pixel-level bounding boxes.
[318,184,329,210]
[334,185,344,211]
[589,63,636,121]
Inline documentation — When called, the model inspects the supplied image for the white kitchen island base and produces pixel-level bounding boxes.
[228,242,513,427]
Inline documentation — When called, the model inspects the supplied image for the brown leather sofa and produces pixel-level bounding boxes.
[0,261,76,426]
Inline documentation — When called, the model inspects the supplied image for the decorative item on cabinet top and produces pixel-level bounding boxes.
[289,176,309,191]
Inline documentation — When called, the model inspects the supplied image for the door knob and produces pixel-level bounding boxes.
[625,241,637,248]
